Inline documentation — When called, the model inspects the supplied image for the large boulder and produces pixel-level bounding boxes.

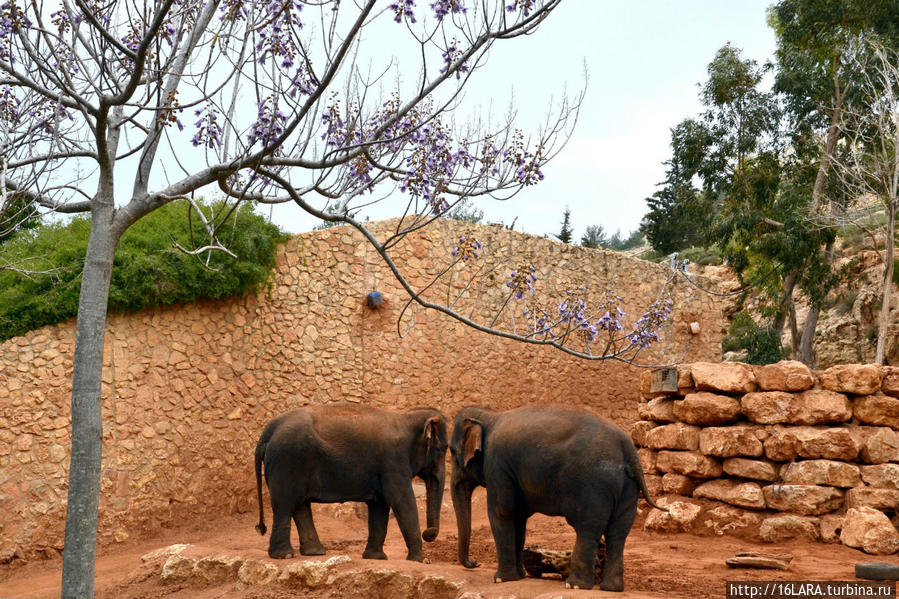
[643,422,701,451]
[821,364,883,396]
[854,395,899,429]
[762,484,844,515]
[673,393,742,426]
[882,366,899,398]
[656,450,723,478]
[637,398,677,423]
[857,426,899,464]
[859,464,899,490]
[630,421,657,447]
[690,362,757,394]
[741,390,851,425]
[723,458,778,482]
[840,507,899,555]
[763,427,860,462]
[692,479,766,510]
[755,361,815,392]
[759,515,821,543]
[779,460,861,488]
[644,498,701,533]
[699,427,764,458]
[845,486,899,511]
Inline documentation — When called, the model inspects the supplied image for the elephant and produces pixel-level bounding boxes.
[254,404,448,562]
[450,405,665,591]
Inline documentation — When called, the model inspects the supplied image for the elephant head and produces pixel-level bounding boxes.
[449,407,491,568]
[415,411,448,543]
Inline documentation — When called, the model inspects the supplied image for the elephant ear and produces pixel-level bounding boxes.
[461,418,483,467]
[424,416,441,450]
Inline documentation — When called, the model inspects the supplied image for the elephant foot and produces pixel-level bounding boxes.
[405,550,427,562]
[565,573,595,590]
[300,543,325,556]
[422,527,438,542]
[493,569,523,583]
[268,546,296,559]
[599,575,624,592]
[362,548,388,560]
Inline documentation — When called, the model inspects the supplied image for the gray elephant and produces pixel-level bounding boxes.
[450,405,664,591]
[255,405,448,562]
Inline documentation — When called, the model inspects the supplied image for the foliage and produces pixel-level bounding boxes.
[0,201,286,341]
[580,224,606,248]
[554,208,573,244]
[0,194,41,244]
[722,311,783,365]
[447,200,485,224]
[580,225,643,251]
[678,246,723,267]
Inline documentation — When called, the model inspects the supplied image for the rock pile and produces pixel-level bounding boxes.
[635,361,899,555]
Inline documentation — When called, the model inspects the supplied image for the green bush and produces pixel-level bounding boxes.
[722,311,782,365]
[0,201,287,341]
[679,246,723,266]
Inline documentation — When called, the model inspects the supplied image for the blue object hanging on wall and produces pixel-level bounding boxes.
[365,291,383,308]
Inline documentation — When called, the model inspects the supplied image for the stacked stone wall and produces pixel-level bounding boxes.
[0,218,728,561]
[635,361,899,555]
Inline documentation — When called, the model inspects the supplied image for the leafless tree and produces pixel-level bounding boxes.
[1,1,680,596]
[827,41,899,365]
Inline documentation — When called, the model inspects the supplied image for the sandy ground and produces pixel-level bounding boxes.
[0,487,887,599]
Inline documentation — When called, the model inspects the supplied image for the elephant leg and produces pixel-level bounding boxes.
[267,507,296,559]
[514,510,528,579]
[387,486,425,562]
[293,502,325,556]
[362,499,389,560]
[599,500,638,592]
[565,530,600,590]
[487,488,522,583]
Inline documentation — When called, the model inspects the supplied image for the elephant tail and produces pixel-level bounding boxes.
[624,440,668,512]
[255,439,267,536]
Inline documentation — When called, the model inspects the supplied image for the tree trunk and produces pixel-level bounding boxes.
[875,199,896,364]
[772,269,799,344]
[60,205,118,599]
[798,240,835,366]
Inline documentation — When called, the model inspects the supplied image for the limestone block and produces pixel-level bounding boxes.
[821,364,883,396]
[702,505,763,538]
[742,390,851,425]
[699,427,764,458]
[819,514,844,544]
[690,362,757,394]
[662,473,698,496]
[193,556,245,584]
[637,448,658,475]
[279,555,352,588]
[237,560,280,586]
[161,555,196,584]
[759,515,821,543]
[840,507,899,555]
[860,464,899,490]
[846,486,899,511]
[858,427,899,464]
[644,498,701,533]
[756,360,815,392]
[673,393,742,426]
[643,423,701,451]
[644,474,663,497]
[693,479,766,509]
[762,484,844,515]
[854,395,899,429]
[722,458,778,482]
[779,460,861,488]
[763,427,860,462]
[630,421,657,447]
[637,397,677,423]
[882,366,899,398]
[656,450,723,478]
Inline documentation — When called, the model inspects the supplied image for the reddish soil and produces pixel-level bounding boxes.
[0,487,883,599]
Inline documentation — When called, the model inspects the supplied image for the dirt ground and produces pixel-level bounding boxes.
[0,487,887,599]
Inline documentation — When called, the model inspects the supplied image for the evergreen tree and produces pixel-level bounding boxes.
[555,208,574,244]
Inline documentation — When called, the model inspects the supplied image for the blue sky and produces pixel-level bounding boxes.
[267,1,778,240]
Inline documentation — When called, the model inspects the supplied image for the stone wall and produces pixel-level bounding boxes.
[0,217,729,562]
[635,361,899,555]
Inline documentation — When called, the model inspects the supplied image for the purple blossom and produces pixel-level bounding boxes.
[248,97,286,148]
[191,105,223,148]
[431,0,465,20]
[440,41,469,79]
[452,234,483,263]
[507,265,537,299]
[628,299,673,348]
[506,0,536,16]
[389,0,416,23]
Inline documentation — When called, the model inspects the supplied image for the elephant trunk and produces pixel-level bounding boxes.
[422,460,444,542]
[451,476,479,568]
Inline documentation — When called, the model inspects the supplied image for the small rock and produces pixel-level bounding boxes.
[840,507,899,555]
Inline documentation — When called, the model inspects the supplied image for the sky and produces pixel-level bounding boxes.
[266,1,780,240]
